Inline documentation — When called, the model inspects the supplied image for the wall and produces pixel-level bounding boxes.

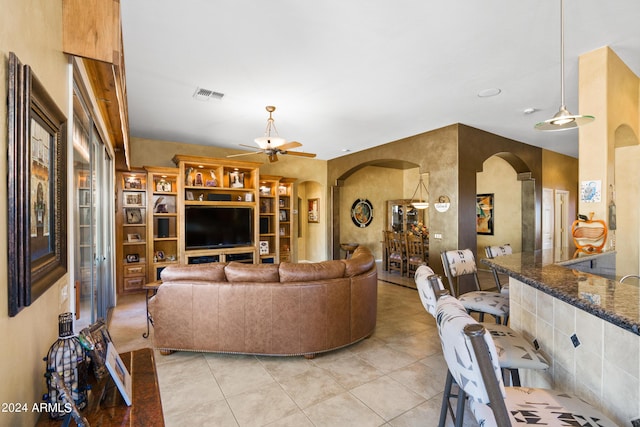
[0,0,71,425]
[541,149,579,247]
[476,156,522,257]
[580,47,640,276]
[339,166,405,260]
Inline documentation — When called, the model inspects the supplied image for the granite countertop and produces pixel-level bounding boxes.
[481,249,640,336]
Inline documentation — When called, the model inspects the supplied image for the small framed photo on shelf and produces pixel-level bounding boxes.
[229,171,245,188]
[127,233,142,243]
[125,207,143,224]
[126,253,140,263]
[279,198,285,208]
[105,342,132,406]
[155,251,165,261]
[278,185,287,195]
[124,192,143,206]
[124,176,142,189]
[279,210,287,221]
[185,191,194,201]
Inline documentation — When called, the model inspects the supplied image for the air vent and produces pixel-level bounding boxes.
[193,87,224,101]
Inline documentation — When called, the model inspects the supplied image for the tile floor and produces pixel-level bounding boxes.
[108,265,480,426]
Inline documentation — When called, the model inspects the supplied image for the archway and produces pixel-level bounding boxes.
[331,160,421,260]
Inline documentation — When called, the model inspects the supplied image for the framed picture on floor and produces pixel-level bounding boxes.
[105,342,132,406]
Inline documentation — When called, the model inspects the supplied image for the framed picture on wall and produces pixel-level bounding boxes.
[476,193,494,235]
[308,198,319,223]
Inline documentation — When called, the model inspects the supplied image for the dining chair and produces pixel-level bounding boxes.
[388,232,406,276]
[484,244,512,294]
[435,294,617,427]
[414,266,549,426]
[440,249,509,324]
[405,233,426,277]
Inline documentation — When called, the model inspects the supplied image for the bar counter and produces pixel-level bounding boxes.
[481,248,639,425]
[481,248,639,335]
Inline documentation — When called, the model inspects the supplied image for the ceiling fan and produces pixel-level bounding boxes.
[228,106,317,163]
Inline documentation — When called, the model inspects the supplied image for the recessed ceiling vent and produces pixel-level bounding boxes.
[193,87,224,101]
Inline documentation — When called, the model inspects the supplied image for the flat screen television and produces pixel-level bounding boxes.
[185,206,253,250]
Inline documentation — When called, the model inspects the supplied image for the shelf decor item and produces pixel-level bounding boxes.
[44,312,88,419]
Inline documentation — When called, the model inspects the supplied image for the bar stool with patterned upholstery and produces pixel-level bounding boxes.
[435,294,617,427]
[441,249,510,324]
[484,243,512,294]
[415,266,549,426]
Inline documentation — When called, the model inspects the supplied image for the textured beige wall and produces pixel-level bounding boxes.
[0,0,70,425]
[579,47,640,276]
[476,156,522,256]
[541,149,579,247]
[339,166,405,260]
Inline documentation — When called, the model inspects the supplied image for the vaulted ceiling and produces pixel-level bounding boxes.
[121,1,640,160]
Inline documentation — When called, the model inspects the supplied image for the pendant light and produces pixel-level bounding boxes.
[409,173,429,209]
[535,0,594,131]
[255,106,287,149]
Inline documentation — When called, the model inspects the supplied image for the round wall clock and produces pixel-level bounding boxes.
[351,199,373,228]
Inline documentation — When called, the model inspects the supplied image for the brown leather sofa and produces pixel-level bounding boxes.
[148,246,377,357]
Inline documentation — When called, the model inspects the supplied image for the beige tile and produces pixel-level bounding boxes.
[575,308,603,355]
[384,329,442,359]
[205,353,276,397]
[313,353,385,389]
[351,375,425,421]
[226,382,299,427]
[159,373,225,416]
[603,359,640,425]
[264,410,314,427]
[303,392,386,427]
[164,398,238,427]
[603,321,639,379]
[357,344,419,373]
[277,365,346,408]
[257,354,317,382]
[388,361,447,400]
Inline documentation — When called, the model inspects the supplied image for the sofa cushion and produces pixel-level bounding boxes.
[224,262,280,282]
[160,262,227,283]
[342,247,375,277]
[279,260,345,283]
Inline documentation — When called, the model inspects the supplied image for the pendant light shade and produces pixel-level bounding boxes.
[535,0,594,131]
[409,174,429,209]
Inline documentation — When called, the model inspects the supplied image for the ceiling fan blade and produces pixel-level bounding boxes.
[282,151,317,158]
[227,151,262,158]
[239,143,259,149]
[268,153,279,163]
[277,141,302,151]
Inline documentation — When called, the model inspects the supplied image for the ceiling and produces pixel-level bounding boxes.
[120,1,640,161]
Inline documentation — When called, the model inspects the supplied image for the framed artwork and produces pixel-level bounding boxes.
[351,199,374,228]
[476,193,494,235]
[127,233,142,243]
[308,198,319,223]
[124,176,142,189]
[125,207,143,224]
[126,253,140,263]
[7,52,68,316]
[105,342,132,406]
[124,192,143,206]
[279,210,287,221]
[229,171,245,188]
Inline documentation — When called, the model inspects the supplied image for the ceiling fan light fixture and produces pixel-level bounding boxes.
[535,0,594,132]
[255,135,286,149]
[255,106,287,149]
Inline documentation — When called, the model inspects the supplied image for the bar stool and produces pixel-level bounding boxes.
[435,294,617,427]
[414,266,549,426]
[484,244,512,294]
[441,249,509,324]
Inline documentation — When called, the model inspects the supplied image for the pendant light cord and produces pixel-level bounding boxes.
[559,0,566,109]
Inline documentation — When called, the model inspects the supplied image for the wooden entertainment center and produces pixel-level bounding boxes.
[115,155,296,294]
